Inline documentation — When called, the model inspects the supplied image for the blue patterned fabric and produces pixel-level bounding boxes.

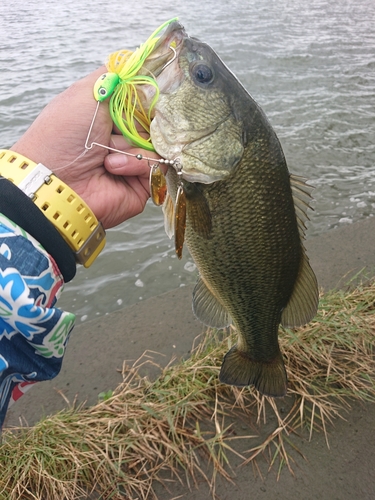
[0,214,75,428]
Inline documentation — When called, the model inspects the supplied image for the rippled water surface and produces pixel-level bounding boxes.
[2,0,375,320]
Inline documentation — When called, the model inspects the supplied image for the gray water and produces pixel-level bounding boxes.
[1,0,375,321]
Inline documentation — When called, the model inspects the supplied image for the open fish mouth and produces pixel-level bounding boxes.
[136,21,187,124]
[139,21,245,184]
[142,20,186,78]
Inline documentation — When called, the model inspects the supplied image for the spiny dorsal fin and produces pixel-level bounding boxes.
[281,174,319,327]
[192,277,232,328]
[290,173,314,240]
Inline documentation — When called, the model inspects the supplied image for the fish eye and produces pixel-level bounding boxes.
[191,63,214,86]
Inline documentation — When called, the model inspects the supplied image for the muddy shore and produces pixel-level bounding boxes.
[6,217,375,500]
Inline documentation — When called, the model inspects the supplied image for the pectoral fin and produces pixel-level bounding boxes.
[162,180,212,246]
[192,277,232,328]
[184,182,212,238]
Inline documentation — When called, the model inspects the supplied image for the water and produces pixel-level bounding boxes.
[1,0,375,320]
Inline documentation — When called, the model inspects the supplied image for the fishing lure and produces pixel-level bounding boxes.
[174,162,187,259]
[93,17,177,150]
[86,18,180,207]
[149,164,168,206]
[87,18,189,256]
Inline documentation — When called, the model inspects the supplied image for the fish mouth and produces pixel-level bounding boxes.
[139,21,234,184]
[142,20,187,78]
[136,21,187,128]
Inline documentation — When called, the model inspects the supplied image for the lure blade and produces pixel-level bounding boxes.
[175,185,186,259]
[150,165,167,206]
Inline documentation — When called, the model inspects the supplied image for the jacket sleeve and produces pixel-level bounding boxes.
[0,212,76,428]
[0,178,76,283]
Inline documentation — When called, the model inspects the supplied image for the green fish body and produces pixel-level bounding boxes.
[141,22,319,397]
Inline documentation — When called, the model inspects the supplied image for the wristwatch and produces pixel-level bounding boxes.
[0,149,106,268]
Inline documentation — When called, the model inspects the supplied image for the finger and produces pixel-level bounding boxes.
[106,134,169,178]
[109,132,160,157]
[108,134,136,151]
[105,151,152,177]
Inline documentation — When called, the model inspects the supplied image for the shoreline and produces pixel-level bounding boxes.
[8,216,375,426]
[5,217,375,500]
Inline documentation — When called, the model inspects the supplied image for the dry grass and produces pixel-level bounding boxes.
[0,282,374,500]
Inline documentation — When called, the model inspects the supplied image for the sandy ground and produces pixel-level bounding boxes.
[5,217,375,499]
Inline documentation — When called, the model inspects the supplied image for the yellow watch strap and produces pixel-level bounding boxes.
[0,149,106,268]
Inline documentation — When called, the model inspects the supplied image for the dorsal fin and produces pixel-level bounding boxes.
[281,247,319,327]
[289,174,314,239]
[192,277,232,328]
[281,174,319,327]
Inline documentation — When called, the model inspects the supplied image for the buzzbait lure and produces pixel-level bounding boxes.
[87,19,187,255]
[92,17,178,150]
[85,18,180,207]
[86,20,206,259]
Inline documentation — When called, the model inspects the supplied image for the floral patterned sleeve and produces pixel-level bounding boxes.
[0,213,75,428]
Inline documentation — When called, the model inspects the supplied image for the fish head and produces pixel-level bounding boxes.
[140,21,247,184]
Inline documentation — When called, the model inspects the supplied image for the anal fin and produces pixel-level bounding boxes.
[192,277,231,328]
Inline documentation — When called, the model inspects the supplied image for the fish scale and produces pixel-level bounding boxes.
[189,156,299,332]
[141,20,319,397]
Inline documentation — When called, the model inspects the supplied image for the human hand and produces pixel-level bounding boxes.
[11,66,161,229]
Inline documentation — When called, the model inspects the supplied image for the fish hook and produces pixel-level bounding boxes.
[160,45,177,72]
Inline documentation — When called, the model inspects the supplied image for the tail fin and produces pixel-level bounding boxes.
[219,345,287,397]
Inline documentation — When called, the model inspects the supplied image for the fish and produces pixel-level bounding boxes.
[139,21,319,397]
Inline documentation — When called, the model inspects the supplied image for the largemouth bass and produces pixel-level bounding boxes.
[140,21,319,397]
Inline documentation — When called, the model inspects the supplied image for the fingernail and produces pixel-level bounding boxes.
[107,154,128,170]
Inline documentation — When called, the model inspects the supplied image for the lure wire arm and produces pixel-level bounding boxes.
[175,158,184,187]
[85,44,181,169]
[84,101,178,166]
[84,101,101,151]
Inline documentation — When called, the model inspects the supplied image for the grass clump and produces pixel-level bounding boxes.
[0,282,374,499]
